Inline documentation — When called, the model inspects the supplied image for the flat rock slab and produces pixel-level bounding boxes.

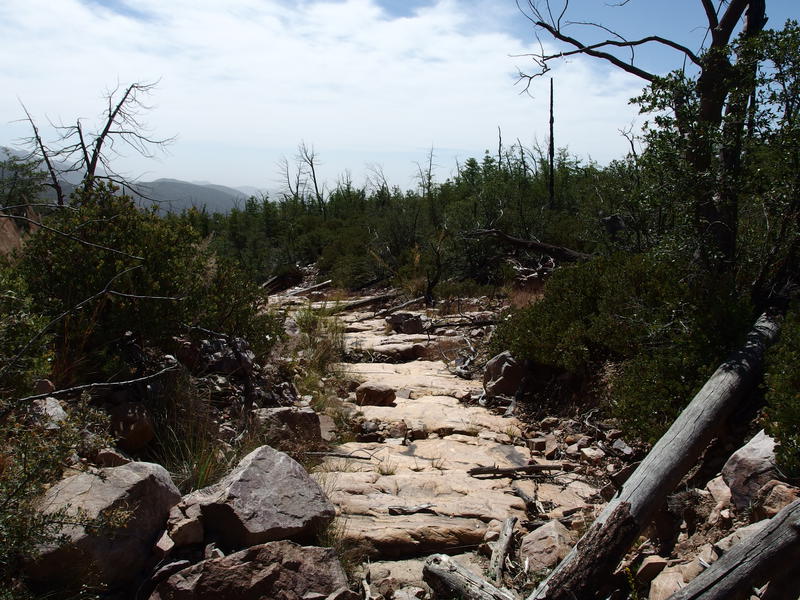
[338,361,482,398]
[357,394,524,437]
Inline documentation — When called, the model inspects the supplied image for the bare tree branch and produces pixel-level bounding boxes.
[18,102,65,205]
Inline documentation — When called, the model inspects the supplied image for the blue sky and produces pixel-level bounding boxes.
[1,0,797,191]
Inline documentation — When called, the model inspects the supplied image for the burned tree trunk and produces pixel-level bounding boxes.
[529,312,781,600]
[669,499,800,600]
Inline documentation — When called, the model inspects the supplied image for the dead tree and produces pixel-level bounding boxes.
[469,228,592,263]
[423,554,516,600]
[668,499,800,600]
[528,311,781,600]
[517,0,768,270]
[19,81,172,203]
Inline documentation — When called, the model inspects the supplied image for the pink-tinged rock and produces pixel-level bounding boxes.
[722,430,777,510]
[752,479,800,520]
[519,520,573,570]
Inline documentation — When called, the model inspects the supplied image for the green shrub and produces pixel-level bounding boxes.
[492,252,751,441]
[764,308,800,478]
[15,183,282,383]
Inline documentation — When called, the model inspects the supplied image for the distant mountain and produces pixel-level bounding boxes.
[2,147,257,214]
[129,178,248,214]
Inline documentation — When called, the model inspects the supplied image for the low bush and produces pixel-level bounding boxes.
[764,308,800,478]
[492,252,751,441]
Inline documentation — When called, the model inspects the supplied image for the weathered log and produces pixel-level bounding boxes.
[468,464,564,477]
[469,229,592,263]
[668,499,800,600]
[327,293,401,314]
[490,516,518,585]
[372,296,425,319]
[529,312,781,600]
[387,503,437,516]
[423,554,517,600]
[285,279,333,296]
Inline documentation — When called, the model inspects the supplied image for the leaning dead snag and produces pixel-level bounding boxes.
[529,312,781,600]
[668,499,800,600]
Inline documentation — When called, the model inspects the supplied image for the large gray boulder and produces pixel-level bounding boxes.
[150,541,357,600]
[722,429,777,510]
[27,462,180,591]
[483,351,525,397]
[169,445,334,549]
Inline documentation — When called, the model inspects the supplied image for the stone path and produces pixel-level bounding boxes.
[313,310,599,571]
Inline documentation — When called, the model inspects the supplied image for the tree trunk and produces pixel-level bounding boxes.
[423,554,516,600]
[529,312,782,600]
[668,499,800,600]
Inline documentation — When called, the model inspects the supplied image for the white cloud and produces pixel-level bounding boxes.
[0,0,646,189]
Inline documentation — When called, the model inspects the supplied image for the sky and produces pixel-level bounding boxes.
[1,0,797,192]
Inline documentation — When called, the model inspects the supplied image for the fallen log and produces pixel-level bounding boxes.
[529,312,782,600]
[423,554,517,600]
[468,464,564,477]
[285,279,332,296]
[387,503,437,516]
[469,229,592,263]
[370,296,425,319]
[668,499,800,600]
[489,516,518,585]
[327,293,401,314]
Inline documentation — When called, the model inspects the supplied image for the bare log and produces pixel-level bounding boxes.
[469,464,564,477]
[359,296,425,321]
[468,229,592,263]
[327,293,401,314]
[423,554,517,600]
[529,312,782,600]
[490,516,518,585]
[387,503,437,516]
[285,279,333,297]
[668,499,800,600]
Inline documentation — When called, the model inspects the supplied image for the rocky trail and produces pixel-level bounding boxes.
[309,304,605,596]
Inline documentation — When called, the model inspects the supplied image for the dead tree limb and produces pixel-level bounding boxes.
[285,279,333,297]
[370,296,425,320]
[668,499,800,600]
[469,464,564,477]
[490,516,518,585]
[468,229,592,263]
[327,293,401,314]
[528,312,782,600]
[423,554,517,600]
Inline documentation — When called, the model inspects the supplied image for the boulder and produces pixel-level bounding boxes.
[31,397,67,430]
[356,382,396,406]
[27,462,180,591]
[637,555,668,583]
[648,569,684,600]
[150,541,357,600]
[483,351,525,397]
[385,313,424,334]
[722,430,777,510]
[518,520,573,570]
[253,406,322,442]
[109,401,155,452]
[170,445,334,549]
[752,479,800,520]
